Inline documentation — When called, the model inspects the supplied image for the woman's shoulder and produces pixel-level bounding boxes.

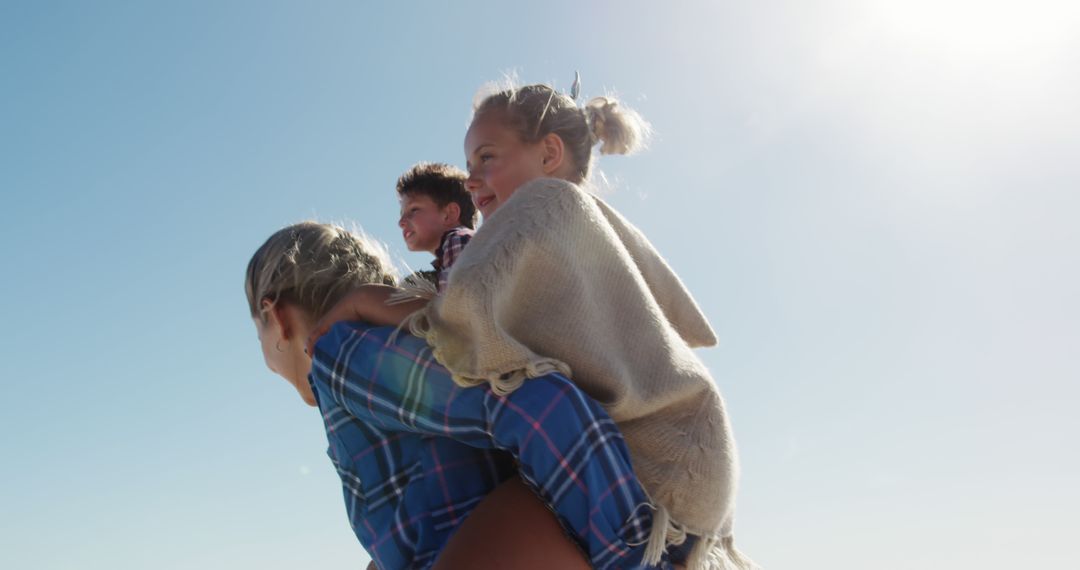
[312,322,394,361]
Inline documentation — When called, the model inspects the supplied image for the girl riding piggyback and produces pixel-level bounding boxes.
[410,83,753,569]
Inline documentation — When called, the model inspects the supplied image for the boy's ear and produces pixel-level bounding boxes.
[540,133,565,175]
[441,202,462,226]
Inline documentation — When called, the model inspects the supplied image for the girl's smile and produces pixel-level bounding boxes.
[473,193,496,212]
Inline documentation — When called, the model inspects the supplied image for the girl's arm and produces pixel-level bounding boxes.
[304,284,427,355]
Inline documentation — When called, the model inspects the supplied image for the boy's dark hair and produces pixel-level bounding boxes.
[396,162,477,229]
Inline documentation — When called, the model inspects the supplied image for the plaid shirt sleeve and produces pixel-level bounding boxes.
[435,228,472,291]
[310,323,660,569]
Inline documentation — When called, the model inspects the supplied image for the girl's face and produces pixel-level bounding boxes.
[464,114,548,219]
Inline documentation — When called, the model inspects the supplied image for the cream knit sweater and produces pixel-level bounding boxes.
[407,178,750,569]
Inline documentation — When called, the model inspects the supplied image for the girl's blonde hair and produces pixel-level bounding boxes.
[473,83,651,183]
[245,221,397,322]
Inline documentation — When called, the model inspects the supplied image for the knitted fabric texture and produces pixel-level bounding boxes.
[406,178,749,568]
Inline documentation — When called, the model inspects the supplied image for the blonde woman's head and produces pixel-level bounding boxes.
[245,221,396,323]
[245,221,396,406]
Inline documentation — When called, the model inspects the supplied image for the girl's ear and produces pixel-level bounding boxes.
[540,133,565,175]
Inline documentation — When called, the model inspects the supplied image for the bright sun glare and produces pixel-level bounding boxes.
[874,0,1077,59]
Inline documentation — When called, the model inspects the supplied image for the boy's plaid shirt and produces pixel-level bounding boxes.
[310,323,660,570]
[432,227,473,291]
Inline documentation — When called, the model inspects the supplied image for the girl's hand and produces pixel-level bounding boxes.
[305,289,367,356]
[305,285,429,356]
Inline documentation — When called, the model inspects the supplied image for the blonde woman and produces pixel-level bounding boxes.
[246,221,679,569]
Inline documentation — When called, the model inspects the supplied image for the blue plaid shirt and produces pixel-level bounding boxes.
[310,323,665,569]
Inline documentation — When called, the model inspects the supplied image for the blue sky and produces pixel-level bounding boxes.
[2,1,1077,568]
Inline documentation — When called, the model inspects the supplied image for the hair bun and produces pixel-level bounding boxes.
[471,81,650,183]
[584,96,650,155]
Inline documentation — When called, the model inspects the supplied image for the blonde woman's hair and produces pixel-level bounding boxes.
[245,221,397,322]
[473,83,651,183]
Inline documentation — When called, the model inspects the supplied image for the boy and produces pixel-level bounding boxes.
[396,162,477,291]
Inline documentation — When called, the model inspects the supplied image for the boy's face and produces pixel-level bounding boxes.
[398,193,454,254]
